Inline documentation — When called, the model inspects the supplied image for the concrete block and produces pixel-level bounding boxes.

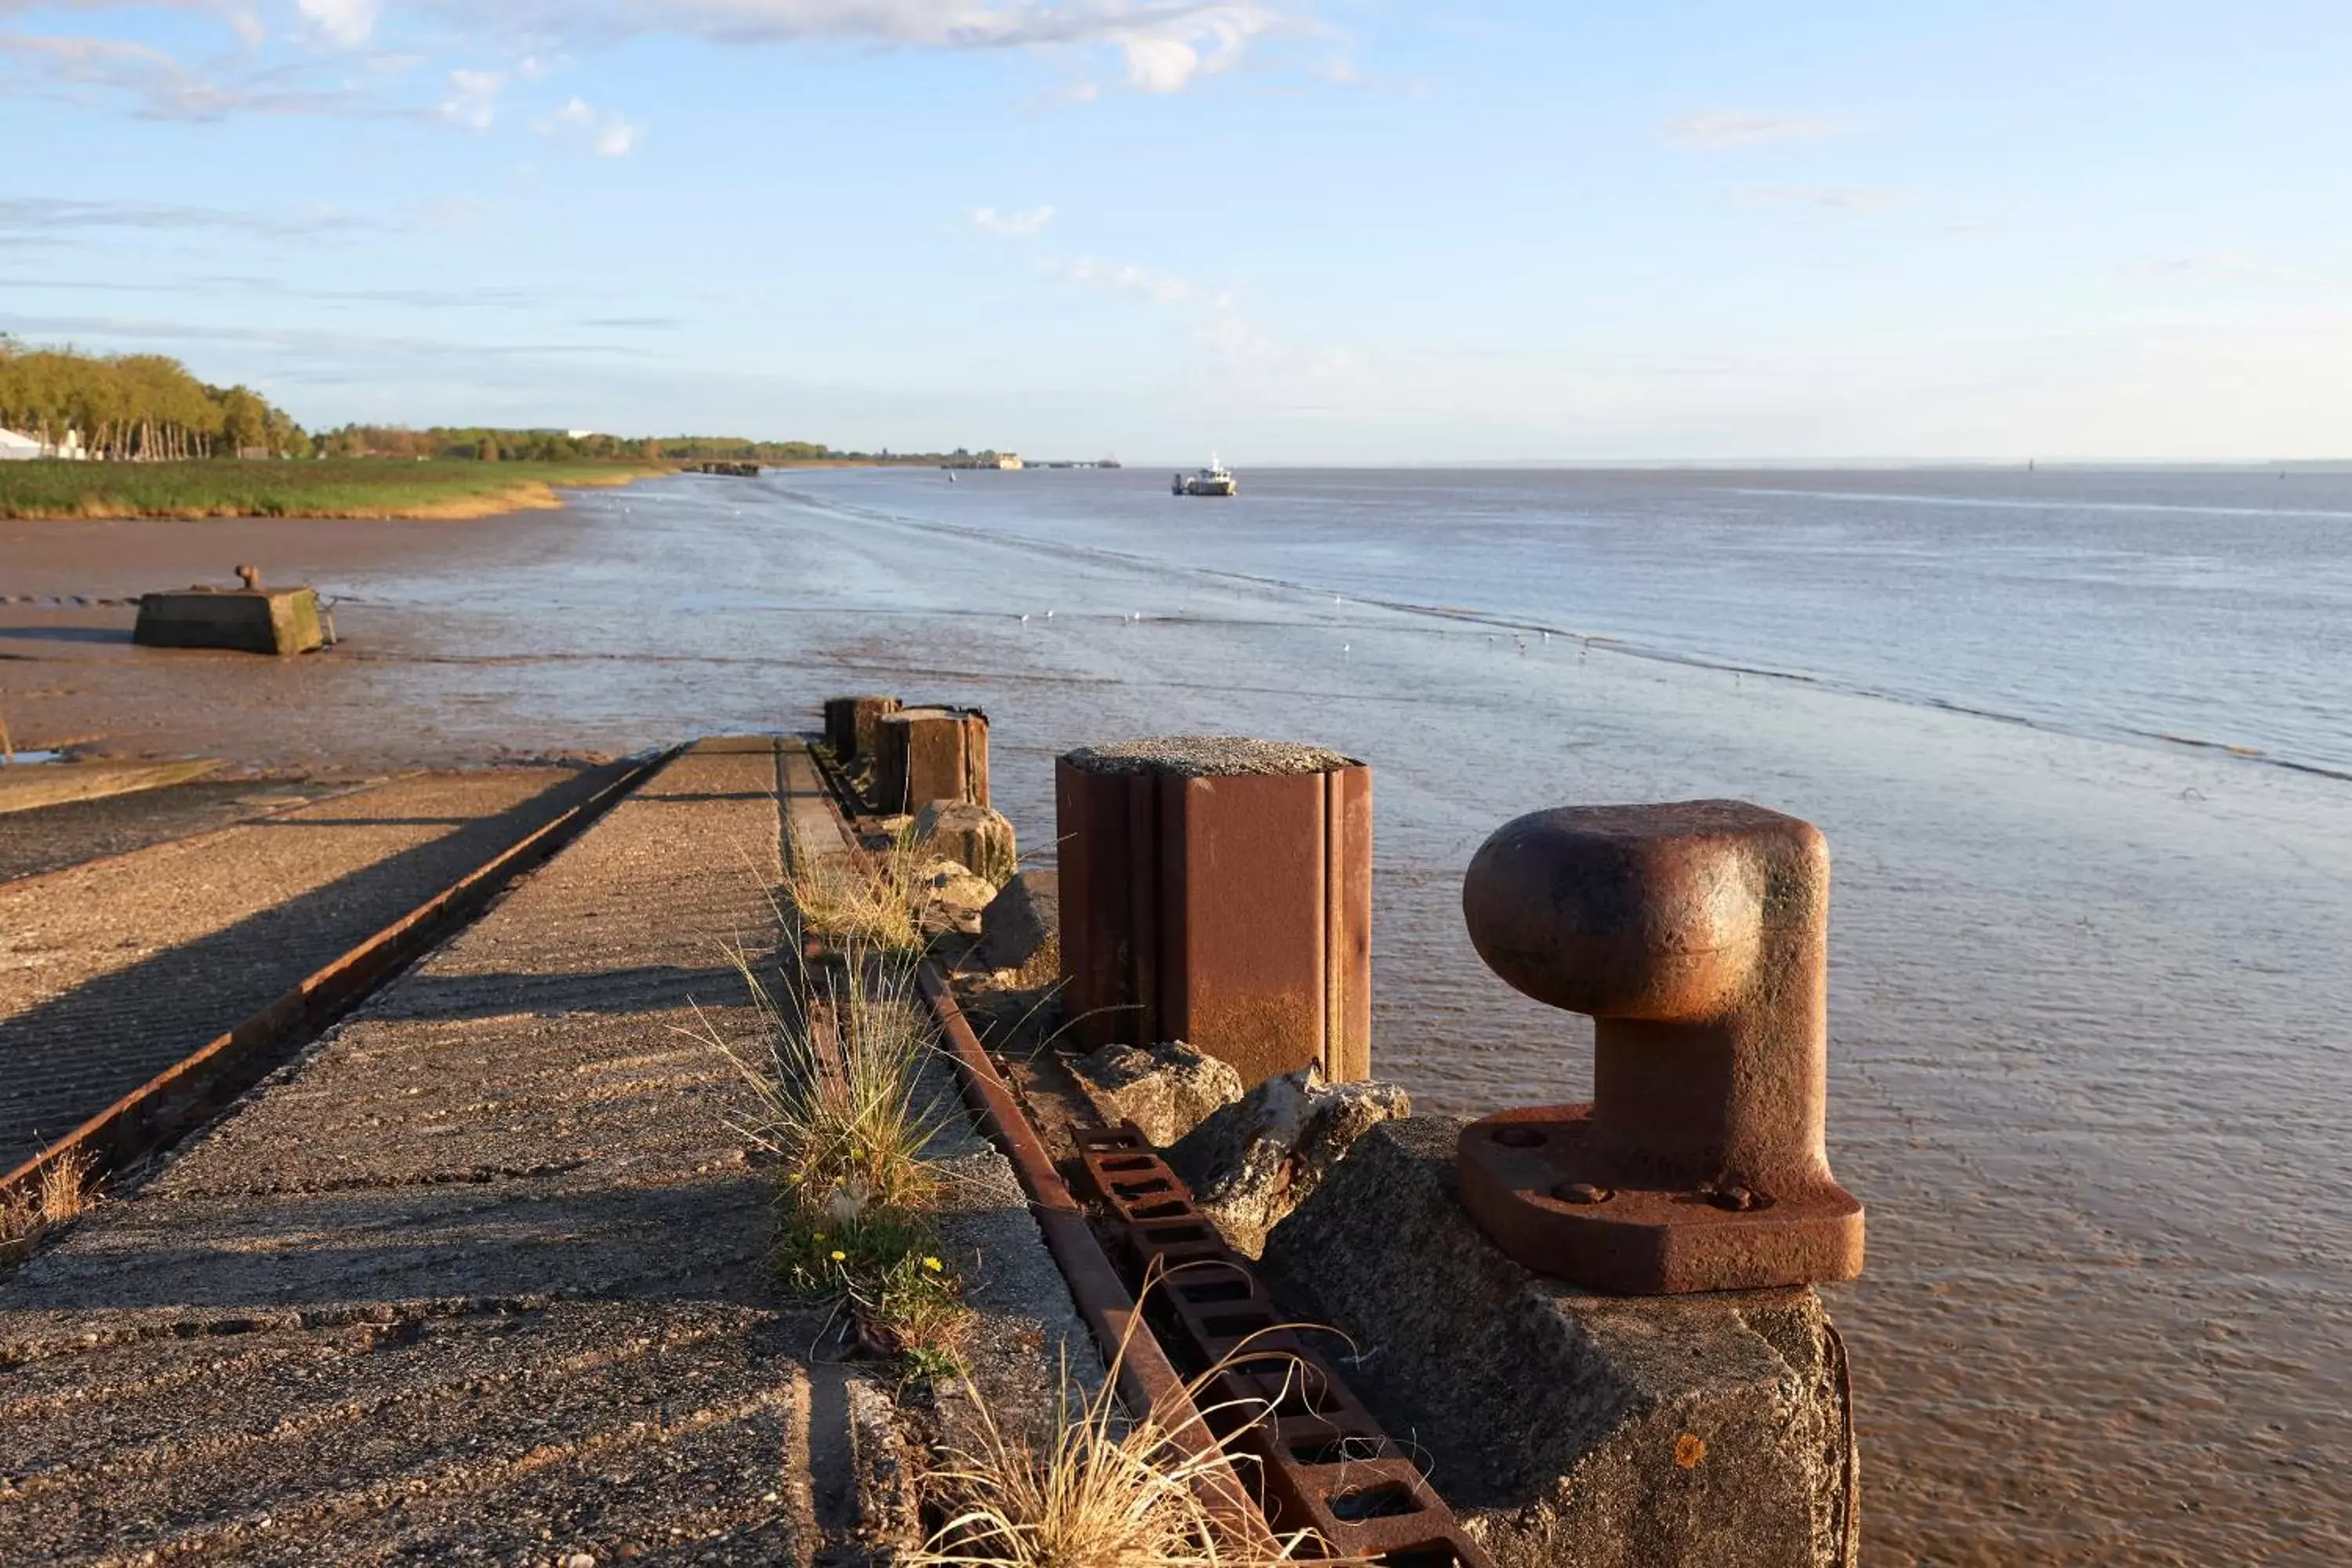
[1258,1117,1858,1568]
[1069,1040,1243,1146]
[979,869,1058,971]
[134,586,325,655]
[914,798,1016,884]
[875,706,989,813]
[1165,1065,1410,1258]
[1054,735,1371,1087]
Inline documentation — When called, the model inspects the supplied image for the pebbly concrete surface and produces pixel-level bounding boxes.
[0,778,360,886]
[0,735,1098,1566]
[0,766,620,1173]
[0,740,808,1563]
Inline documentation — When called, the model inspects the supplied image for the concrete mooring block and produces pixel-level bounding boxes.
[133,584,325,655]
[873,706,989,814]
[1259,1117,1858,1568]
[1054,735,1371,1087]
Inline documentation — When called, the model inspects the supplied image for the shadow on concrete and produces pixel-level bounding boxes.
[360,962,767,1022]
[9,1173,793,1313]
[0,624,132,644]
[0,765,619,1171]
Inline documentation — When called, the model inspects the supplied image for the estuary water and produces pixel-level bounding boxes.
[19,465,2346,1563]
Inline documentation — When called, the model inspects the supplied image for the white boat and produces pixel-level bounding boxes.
[1174,457,1236,496]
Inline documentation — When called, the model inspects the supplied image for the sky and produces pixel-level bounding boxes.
[3,2,2350,464]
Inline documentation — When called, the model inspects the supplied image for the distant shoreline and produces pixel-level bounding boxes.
[0,459,670,523]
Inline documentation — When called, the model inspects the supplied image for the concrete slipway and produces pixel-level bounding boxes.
[0,738,1089,1565]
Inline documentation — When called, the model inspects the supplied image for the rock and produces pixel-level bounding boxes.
[1069,1040,1243,1147]
[1258,1117,1857,1568]
[979,869,1059,971]
[915,857,997,935]
[915,799,1017,885]
[1164,1065,1410,1258]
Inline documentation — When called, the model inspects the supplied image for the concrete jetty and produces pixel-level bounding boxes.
[0,768,622,1174]
[0,739,1087,1563]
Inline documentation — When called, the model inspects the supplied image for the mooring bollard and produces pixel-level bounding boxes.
[822,693,902,763]
[1455,799,1864,1294]
[1056,736,1371,1087]
[874,706,989,814]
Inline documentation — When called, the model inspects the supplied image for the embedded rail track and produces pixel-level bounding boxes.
[0,750,674,1212]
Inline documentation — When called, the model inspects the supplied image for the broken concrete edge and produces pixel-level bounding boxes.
[1258,1116,1860,1568]
[1061,734,1360,777]
[1164,1063,1412,1259]
[1069,1040,1246,1147]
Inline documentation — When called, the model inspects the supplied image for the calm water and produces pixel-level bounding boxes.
[311,466,2352,1563]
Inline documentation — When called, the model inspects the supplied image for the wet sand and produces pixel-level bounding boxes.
[4,478,2347,1564]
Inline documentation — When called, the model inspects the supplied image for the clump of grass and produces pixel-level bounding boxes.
[784,820,924,953]
[699,944,971,1373]
[910,1323,1322,1568]
[0,1148,96,1261]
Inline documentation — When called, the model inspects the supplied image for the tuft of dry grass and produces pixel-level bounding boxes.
[1,1148,96,1259]
[783,820,924,953]
[706,944,943,1225]
[909,1316,1327,1568]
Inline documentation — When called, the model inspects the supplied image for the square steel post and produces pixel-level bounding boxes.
[823,693,901,761]
[1056,737,1371,1087]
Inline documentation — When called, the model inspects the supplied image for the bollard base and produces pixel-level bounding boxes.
[1457,1105,1864,1294]
[1261,1117,1858,1568]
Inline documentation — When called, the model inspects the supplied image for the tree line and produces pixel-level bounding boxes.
[0,339,307,459]
[1,339,961,466]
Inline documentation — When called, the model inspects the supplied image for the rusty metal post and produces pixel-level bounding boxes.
[1454,799,1864,1294]
[822,693,900,762]
[874,706,989,814]
[1056,737,1371,1088]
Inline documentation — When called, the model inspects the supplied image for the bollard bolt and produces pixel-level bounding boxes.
[1455,799,1864,1294]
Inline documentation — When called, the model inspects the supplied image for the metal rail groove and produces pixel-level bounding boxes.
[1072,1122,1496,1568]
[0,747,679,1209]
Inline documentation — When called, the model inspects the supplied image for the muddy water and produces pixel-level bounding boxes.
[5,470,2348,1563]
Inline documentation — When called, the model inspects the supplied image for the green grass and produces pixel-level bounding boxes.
[0,458,666,520]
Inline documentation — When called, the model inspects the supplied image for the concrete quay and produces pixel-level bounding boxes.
[0,738,1087,1565]
[0,767,623,1174]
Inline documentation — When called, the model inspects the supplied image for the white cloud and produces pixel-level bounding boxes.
[1668,111,1852,149]
[1742,186,1912,214]
[971,205,1054,237]
[532,95,638,156]
[441,67,500,129]
[297,0,379,47]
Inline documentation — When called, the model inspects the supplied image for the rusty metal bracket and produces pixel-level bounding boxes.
[1073,1122,1497,1568]
[1456,799,1864,1294]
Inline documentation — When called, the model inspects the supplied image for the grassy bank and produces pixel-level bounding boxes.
[0,459,671,521]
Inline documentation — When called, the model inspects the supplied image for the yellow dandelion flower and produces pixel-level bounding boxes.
[922,1257,943,1272]
[829,1249,847,1262]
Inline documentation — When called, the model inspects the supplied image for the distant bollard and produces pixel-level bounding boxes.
[1056,736,1371,1089]
[875,706,989,814]
[823,693,902,762]
[1456,800,1864,1294]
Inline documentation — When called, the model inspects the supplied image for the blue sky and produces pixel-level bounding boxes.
[4,2,2348,463]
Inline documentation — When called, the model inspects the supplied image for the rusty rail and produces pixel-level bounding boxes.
[1071,1123,1496,1568]
[0,748,677,1207]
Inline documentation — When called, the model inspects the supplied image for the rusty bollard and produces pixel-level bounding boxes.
[1057,737,1371,1087]
[823,693,902,763]
[874,706,989,814]
[1456,800,1864,1294]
